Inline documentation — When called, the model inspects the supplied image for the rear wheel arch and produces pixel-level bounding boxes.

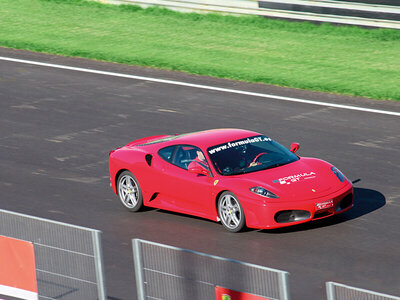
[117,170,143,211]
[115,169,128,190]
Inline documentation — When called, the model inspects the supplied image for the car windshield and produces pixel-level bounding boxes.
[207,135,299,176]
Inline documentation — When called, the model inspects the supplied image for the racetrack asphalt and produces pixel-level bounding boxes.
[0,47,399,300]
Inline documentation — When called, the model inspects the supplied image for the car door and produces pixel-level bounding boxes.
[159,145,215,218]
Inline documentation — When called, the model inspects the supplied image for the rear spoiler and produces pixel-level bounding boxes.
[125,135,171,147]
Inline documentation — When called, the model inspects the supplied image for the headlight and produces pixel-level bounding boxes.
[250,187,279,198]
[331,166,345,182]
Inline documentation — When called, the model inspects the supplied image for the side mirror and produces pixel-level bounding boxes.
[290,143,300,153]
[188,163,211,176]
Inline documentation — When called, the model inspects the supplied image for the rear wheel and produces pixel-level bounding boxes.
[218,192,245,232]
[117,171,143,212]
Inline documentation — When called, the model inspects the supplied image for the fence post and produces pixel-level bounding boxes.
[133,239,146,300]
[279,271,290,300]
[92,230,107,300]
[326,282,336,300]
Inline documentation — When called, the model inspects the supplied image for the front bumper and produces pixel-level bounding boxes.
[243,182,353,229]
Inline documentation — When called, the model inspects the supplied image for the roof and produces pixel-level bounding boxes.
[143,128,261,149]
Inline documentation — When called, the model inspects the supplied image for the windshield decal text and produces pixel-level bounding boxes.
[208,137,271,155]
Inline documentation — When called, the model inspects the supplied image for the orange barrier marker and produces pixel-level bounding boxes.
[0,236,38,300]
[216,286,271,300]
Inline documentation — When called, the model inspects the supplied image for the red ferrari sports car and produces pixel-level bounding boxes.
[109,129,353,232]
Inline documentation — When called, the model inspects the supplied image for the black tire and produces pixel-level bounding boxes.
[117,171,143,212]
[217,191,246,232]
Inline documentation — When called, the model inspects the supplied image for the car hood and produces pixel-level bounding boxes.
[228,157,347,201]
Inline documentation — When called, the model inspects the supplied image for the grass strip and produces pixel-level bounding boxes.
[1,0,399,100]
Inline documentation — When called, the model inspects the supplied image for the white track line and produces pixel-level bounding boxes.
[1,56,399,117]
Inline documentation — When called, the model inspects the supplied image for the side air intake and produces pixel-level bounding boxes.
[145,154,153,166]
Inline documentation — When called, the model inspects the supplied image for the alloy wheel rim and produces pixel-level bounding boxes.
[220,195,241,229]
[118,175,139,208]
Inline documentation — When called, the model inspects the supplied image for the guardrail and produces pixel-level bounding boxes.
[0,207,399,300]
[326,282,400,300]
[133,238,291,300]
[132,239,400,300]
[0,209,106,300]
[101,0,400,29]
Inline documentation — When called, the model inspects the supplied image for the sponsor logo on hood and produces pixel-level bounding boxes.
[273,172,316,185]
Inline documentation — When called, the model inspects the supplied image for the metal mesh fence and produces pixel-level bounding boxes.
[326,282,400,300]
[133,239,290,300]
[0,209,106,300]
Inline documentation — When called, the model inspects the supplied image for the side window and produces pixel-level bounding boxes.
[173,145,209,171]
[158,146,176,163]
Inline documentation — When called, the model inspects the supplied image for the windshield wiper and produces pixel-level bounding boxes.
[230,169,247,175]
[265,162,288,170]
[229,161,291,175]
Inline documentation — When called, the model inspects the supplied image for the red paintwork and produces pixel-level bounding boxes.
[215,286,270,299]
[109,129,353,229]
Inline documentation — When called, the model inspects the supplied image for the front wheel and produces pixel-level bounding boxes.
[218,192,245,232]
[117,171,143,212]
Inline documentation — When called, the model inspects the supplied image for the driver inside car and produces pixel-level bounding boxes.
[188,150,210,171]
